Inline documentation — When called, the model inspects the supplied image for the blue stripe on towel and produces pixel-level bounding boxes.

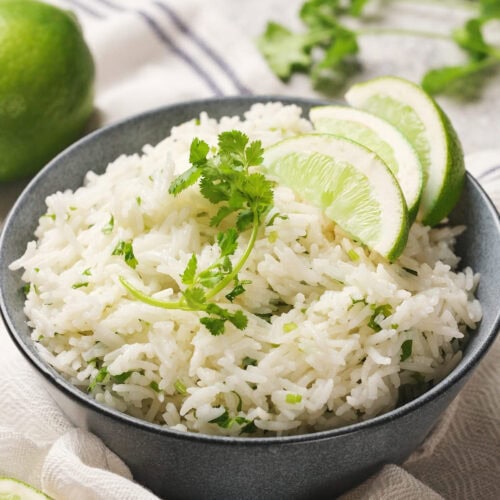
[63,0,105,19]
[93,0,225,96]
[155,1,252,95]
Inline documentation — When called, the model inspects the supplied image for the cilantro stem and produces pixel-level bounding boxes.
[205,214,260,300]
[119,276,192,311]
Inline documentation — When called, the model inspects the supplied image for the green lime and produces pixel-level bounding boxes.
[263,134,409,261]
[345,76,465,227]
[309,105,423,222]
[0,0,94,181]
[0,477,52,499]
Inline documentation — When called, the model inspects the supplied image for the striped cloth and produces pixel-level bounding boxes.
[0,1,498,499]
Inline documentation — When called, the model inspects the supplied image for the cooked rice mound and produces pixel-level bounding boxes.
[11,103,482,436]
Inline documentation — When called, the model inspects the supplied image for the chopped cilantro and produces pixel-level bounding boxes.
[368,304,393,332]
[149,381,161,392]
[256,312,273,323]
[286,393,302,404]
[400,339,413,361]
[240,420,257,434]
[403,267,418,276]
[112,240,138,269]
[347,249,360,261]
[232,391,243,412]
[72,282,89,289]
[111,371,134,384]
[266,212,288,227]
[209,407,252,430]
[102,215,114,234]
[242,356,258,369]
[267,230,278,243]
[174,379,187,395]
[88,367,108,392]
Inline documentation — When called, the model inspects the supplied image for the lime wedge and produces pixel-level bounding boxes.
[0,477,51,500]
[263,134,409,261]
[309,105,423,222]
[345,76,465,226]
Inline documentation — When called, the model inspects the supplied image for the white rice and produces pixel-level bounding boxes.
[10,103,482,436]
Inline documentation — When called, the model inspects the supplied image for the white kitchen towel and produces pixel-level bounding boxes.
[0,1,499,499]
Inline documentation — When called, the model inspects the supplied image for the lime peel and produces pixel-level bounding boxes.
[345,75,465,226]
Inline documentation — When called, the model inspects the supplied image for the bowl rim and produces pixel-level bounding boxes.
[1,95,499,446]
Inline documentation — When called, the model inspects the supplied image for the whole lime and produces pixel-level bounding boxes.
[0,0,95,181]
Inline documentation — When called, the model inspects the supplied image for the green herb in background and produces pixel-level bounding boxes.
[120,130,275,336]
[257,0,500,97]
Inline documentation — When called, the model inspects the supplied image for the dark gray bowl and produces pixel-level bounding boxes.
[1,97,499,500]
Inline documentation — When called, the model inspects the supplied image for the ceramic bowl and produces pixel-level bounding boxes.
[1,97,499,500]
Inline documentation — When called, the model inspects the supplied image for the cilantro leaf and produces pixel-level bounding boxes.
[210,206,235,227]
[256,22,315,80]
[421,60,493,95]
[218,130,248,162]
[181,254,198,285]
[183,286,206,308]
[200,317,226,336]
[244,140,264,167]
[236,210,254,232]
[316,25,358,69]
[218,229,238,257]
[199,174,231,204]
[228,310,248,330]
[169,165,202,196]
[453,18,491,60]
[198,268,224,288]
[189,137,210,166]
[480,0,500,20]
[349,0,369,16]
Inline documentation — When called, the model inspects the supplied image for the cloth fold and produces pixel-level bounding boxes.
[0,1,499,499]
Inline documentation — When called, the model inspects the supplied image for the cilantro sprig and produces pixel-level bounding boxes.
[120,130,274,336]
[257,0,500,97]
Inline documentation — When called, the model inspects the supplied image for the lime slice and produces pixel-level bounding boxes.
[0,477,51,500]
[263,134,409,261]
[345,76,465,226]
[309,105,423,222]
